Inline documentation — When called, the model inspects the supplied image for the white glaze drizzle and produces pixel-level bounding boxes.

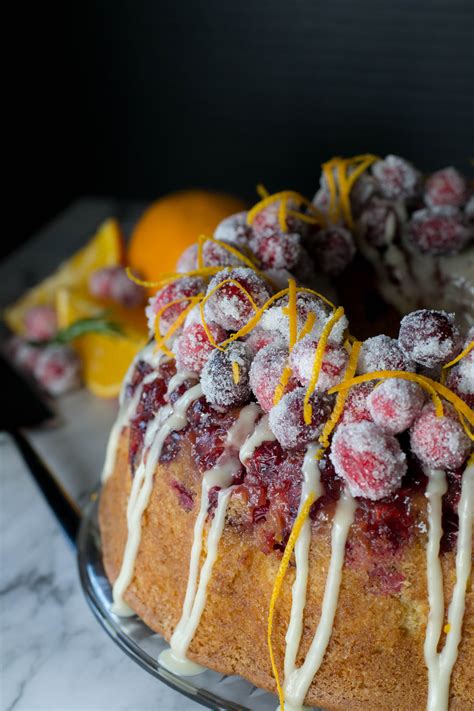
[111,384,203,616]
[239,413,276,464]
[284,444,323,680]
[425,463,473,711]
[284,491,357,710]
[162,403,260,671]
[166,370,197,396]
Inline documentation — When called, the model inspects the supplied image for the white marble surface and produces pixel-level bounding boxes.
[0,432,202,711]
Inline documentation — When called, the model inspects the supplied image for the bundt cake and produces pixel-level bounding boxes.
[99,164,473,711]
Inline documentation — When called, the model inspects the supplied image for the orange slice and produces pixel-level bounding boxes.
[4,218,124,335]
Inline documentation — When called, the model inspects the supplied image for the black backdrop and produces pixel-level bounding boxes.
[9,0,474,259]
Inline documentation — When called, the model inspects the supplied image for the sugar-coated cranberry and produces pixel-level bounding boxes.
[251,199,304,235]
[201,240,248,268]
[33,344,82,396]
[409,208,472,255]
[250,231,302,270]
[445,367,474,410]
[372,154,421,200]
[175,322,227,373]
[23,305,58,342]
[89,266,116,300]
[398,309,462,368]
[424,167,468,209]
[261,293,342,344]
[357,198,399,248]
[146,277,206,336]
[249,345,297,412]
[268,386,333,449]
[6,336,42,372]
[330,421,407,500]
[358,334,414,374]
[340,382,374,424]
[289,335,349,391]
[204,267,271,331]
[457,343,474,392]
[308,227,355,276]
[290,247,319,289]
[367,378,425,435]
[410,402,471,470]
[176,244,198,272]
[89,266,145,307]
[201,341,252,408]
[214,211,252,247]
[244,326,285,355]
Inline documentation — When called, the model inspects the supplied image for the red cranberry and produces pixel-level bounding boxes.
[372,154,421,200]
[330,421,407,500]
[249,345,297,412]
[251,199,304,235]
[358,335,414,374]
[244,326,285,355]
[171,480,195,512]
[146,277,206,336]
[340,382,374,424]
[308,227,355,276]
[424,167,468,209]
[409,208,472,255]
[176,244,198,272]
[201,240,248,268]
[410,402,471,470]
[201,341,252,408]
[367,378,425,435]
[24,305,58,342]
[214,211,252,247]
[203,267,271,331]
[357,198,399,248]
[398,309,462,368]
[109,268,146,307]
[175,322,227,373]
[250,231,302,270]
[268,386,333,449]
[33,344,82,396]
[261,293,343,345]
[289,336,349,391]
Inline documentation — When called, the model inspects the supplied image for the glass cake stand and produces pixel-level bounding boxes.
[77,495,299,711]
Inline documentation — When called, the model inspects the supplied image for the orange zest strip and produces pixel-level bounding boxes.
[247,190,321,227]
[127,265,227,289]
[337,159,352,228]
[283,279,298,349]
[232,361,241,384]
[219,287,292,347]
[297,286,337,312]
[273,364,293,406]
[286,208,325,226]
[267,492,317,711]
[257,184,270,199]
[458,412,474,441]
[154,294,204,356]
[198,277,260,351]
[198,234,258,270]
[298,312,317,342]
[319,340,362,449]
[322,158,340,222]
[303,307,345,425]
[434,380,474,426]
[442,340,474,370]
[278,196,288,232]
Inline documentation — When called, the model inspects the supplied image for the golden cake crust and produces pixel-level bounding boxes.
[99,430,473,711]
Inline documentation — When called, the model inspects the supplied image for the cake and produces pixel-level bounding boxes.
[99,182,473,711]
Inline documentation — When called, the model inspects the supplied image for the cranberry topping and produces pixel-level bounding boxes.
[171,480,195,512]
[398,309,462,368]
[203,267,271,331]
[308,226,356,276]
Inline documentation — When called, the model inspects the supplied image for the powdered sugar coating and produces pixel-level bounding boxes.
[146,277,206,335]
[200,341,252,408]
[251,230,301,270]
[358,335,414,375]
[204,267,271,331]
[201,240,249,268]
[357,198,399,248]
[409,402,471,470]
[340,382,374,424]
[24,305,58,342]
[268,386,333,449]
[424,167,468,209]
[289,336,349,391]
[89,266,146,307]
[176,244,198,273]
[367,379,425,435]
[175,322,227,373]
[372,154,421,200]
[249,345,296,412]
[260,293,345,345]
[214,211,251,247]
[244,326,286,356]
[33,344,82,396]
[409,207,472,255]
[309,227,356,276]
[330,421,407,500]
[398,309,462,368]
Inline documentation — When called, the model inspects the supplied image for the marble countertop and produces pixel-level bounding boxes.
[0,200,203,711]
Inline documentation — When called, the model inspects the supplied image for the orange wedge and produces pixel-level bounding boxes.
[4,218,124,335]
[56,288,147,398]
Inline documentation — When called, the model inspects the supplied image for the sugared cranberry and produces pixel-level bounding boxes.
[203,268,271,332]
[410,402,471,470]
[33,344,82,396]
[340,382,374,424]
[146,277,206,336]
[289,336,349,391]
[201,240,248,268]
[398,309,462,368]
[251,199,304,235]
[6,336,42,372]
[372,154,421,200]
[409,208,472,255]
[249,345,297,412]
[176,244,198,272]
[24,305,58,342]
[201,341,252,408]
[357,199,399,248]
[250,231,302,270]
[358,334,414,375]
[424,167,468,209]
[445,367,474,410]
[269,386,333,449]
[330,422,407,500]
[367,378,425,435]
[290,248,319,289]
[89,266,146,307]
[260,293,346,345]
[214,211,251,247]
[175,322,227,373]
[308,227,355,276]
[244,326,285,355]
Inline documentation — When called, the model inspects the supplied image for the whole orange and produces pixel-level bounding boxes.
[128,189,246,283]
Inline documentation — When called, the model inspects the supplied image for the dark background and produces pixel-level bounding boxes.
[9,0,474,260]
